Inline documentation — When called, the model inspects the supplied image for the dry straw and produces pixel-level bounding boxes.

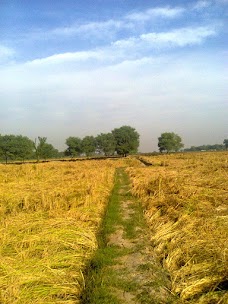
[127,152,228,303]
[0,159,128,303]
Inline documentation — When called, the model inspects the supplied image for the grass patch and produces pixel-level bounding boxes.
[81,166,177,304]
[123,200,147,239]
[137,263,154,271]
[81,168,127,304]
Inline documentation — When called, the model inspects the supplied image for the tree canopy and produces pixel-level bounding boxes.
[223,139,228,150]
[40,143,59,160]
[158,132,184,153]
[0,135,34,163]
[64,126,140,157]
[65,137,82,157]
[81,136,96,156]
[0,135,60,163]
[112,126,140,156]
[33,137,60,161]
[96,133,116,156]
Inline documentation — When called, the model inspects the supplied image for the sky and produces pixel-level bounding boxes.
[0,0,227,152]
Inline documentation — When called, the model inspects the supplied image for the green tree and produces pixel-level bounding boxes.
[158,132,184,153]
[96,133,116,156]
[112,126,140,156]
[33,137,59,161]
[223,139,228,150]
[33,137,47,162]
[81,136,96,156]
[0,134,18,163]
[65,137,82,157]
[0,134,34,163]
[14,135,34,161]
[40,143,59,160]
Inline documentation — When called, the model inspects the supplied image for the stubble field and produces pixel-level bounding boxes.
[128,152,228,303]
[0,152,227,303]
[0,158,133,304]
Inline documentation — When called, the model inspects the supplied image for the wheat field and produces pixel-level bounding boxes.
[1,154,227,303]
[0,159,135,304]
[127,152,228,303]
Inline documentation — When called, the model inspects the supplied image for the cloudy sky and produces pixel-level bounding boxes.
[0,0,227,151]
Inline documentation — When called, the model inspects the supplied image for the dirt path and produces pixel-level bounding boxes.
[81,168,177,304]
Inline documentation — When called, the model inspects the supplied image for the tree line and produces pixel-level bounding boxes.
[184,141,228,152]
[0,135,59,164]
[0,126,140,163]
[65,126,139,157]
[0,129,227,164]
[157,133,227,153]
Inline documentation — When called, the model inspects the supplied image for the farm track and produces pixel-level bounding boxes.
[81,168,177,304]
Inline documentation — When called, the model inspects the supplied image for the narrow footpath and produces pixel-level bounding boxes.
[81,168,177,304]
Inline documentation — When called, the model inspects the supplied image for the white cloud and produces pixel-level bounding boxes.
[0,48,226,151]
[48,6,184,40]
[126,7,185,21]
[6,1,222,63]
[52,19,130,38]
[193,1,212,10]
[113,26,216,53]
[140,26,216,47]
[23,26,217,68]
[0,2,226,150]
[0,45,14,56]
[0,45,15,63]
[27,50,103,65]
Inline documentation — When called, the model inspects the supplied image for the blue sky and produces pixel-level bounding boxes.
[0,0,227,151]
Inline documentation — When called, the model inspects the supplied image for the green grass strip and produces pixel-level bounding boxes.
[80,168,126,304]
[80,167,176,304]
